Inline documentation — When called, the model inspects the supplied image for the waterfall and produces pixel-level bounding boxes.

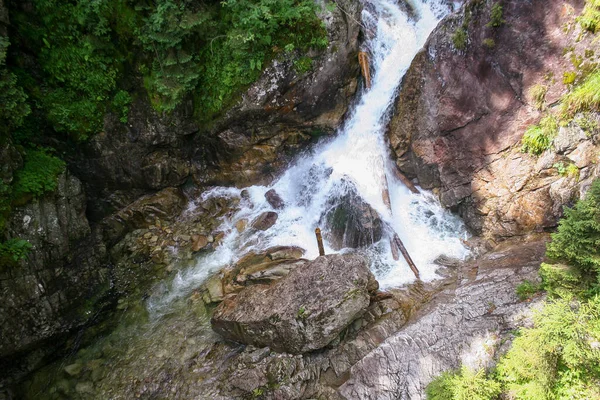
[147,0,469,315]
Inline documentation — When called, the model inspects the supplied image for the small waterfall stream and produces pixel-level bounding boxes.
[147,0,469,315]
[20,1,471,397]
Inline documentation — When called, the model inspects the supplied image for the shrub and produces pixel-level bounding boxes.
[579,0,600,33]
[426,367,501,400]
[452,28,468,50]
[486,3,505,28]
[12,148,66,198]
[516,280,541,301]
[0,35,30,137]
[546,180,600,290]
[521,115,559,155]
[0,238,32,267]
[529,84,548,110]
[294,56,313,74]
[496,296,600,399]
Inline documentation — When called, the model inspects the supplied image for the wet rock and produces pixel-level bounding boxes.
[235,219,248,233]
[75,381,94,395]
[191,235,209,252]
[202,274,225,304]
[321,181,384,250]
[222,246,306,293]
[64,363,83,377]
[103,187,187,244]
[265,189,285,209]
[211,254,375,354]
[251,212,278,231]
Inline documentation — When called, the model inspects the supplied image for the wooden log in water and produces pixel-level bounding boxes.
[390,238,400,261]
[358,51,371,89]
[315,227,325,257]
[393,233,420,280]
[391,166,420,194]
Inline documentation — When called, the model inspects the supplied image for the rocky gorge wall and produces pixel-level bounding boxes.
[0,0,362,387]
[388,0,599,240]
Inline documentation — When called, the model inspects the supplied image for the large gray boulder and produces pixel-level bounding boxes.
[321,180,384,250]
[211,254,378,354]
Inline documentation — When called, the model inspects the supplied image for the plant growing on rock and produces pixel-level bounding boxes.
[529,84,548,110]
[561,70,600,118]
[426,367,501,400]
[486,3,505,28]
[516,280,541,301]
[521,114,559,155]
[452,27,468,50]
[579,0,600,33]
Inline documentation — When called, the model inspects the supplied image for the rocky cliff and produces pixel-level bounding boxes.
[388,0,599,239]
[0,0,363,387]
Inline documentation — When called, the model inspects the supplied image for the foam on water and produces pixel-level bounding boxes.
[147,0,469,315]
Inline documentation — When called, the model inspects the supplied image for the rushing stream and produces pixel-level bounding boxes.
[147,0,468,316]
[21,0,469,398]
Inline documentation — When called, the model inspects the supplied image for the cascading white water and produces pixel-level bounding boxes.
[147,0,469,315]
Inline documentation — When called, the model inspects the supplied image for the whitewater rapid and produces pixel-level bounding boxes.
[148,0,469,314]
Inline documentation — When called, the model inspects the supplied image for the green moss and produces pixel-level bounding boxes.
[482,38,495,48]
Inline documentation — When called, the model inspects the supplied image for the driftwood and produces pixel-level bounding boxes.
[358,51,371,89]
[392,233,420,280]
[391,167,420,194]
[315,227,325,256]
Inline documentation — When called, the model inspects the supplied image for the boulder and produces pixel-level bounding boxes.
[265,189,285,209]
[191,235,209,252]
[321,180,384,250]
[211,254,377,354]
[251,212,278,231]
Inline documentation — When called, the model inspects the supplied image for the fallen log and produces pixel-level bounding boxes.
[392,167,420,194]
[393,233,420,280]
[358,51,371,89]
[315,227,325,256]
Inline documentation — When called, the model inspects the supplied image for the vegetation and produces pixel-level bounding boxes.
[486,3,505,28]
[482,38,495,49]
[0,238,33,266]
[528,84,548,111]
[579,0,600,33]
[561,70,600,118]
[553,162,579,178]
[515,280,542,301]
[452,28,468,50]
[0,0,328,266]
[427,180,600,400]
[520,115,559,155]
[426,367,502,400]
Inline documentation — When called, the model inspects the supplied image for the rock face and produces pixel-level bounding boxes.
[338,240,546,399]
[0,170,109,379]
[388,0,599,239]
[211,254,376,354]
[322,181,385,250]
